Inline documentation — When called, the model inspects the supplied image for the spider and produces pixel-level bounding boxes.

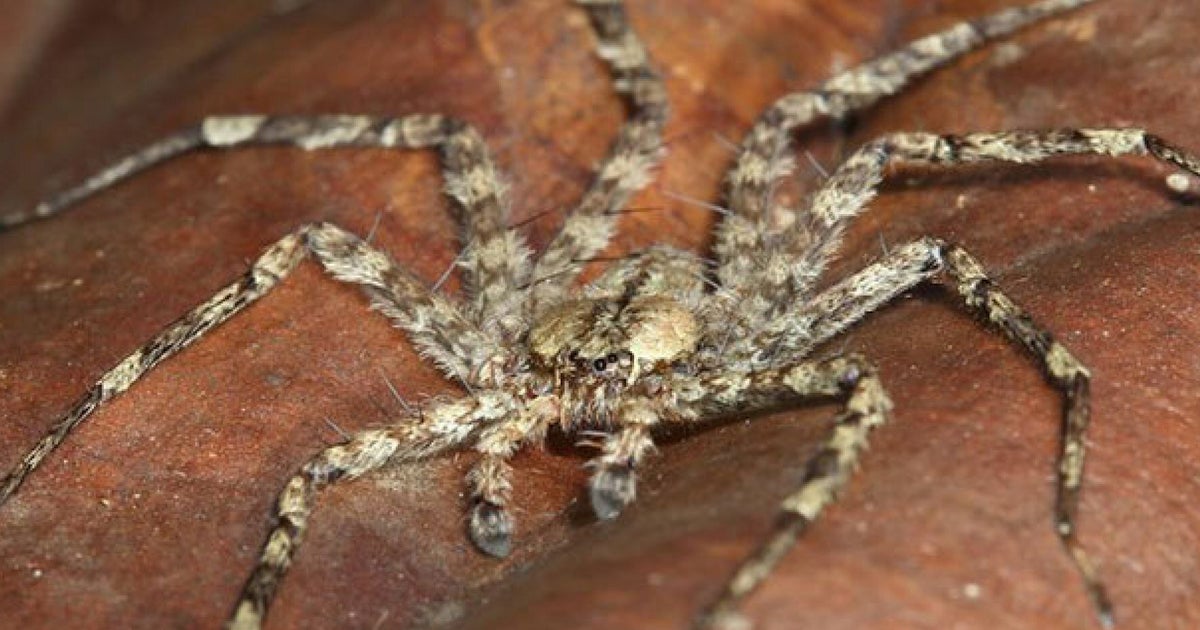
[1,0,1197,627]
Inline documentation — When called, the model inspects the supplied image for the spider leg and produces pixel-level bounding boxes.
[0,222,505,506]
[437,121,531,334]
[466,405,553,557]
[1,228,304,506]
[527,0,669,312]
[466,451,517,558]
[229,428,405,630]
[587,398,659,520]
[2,112,531,335]
[735,128,1200,363]
[230,389,516,630]
[714,0,1098,296]
[3,114,453,229]
[684,355,891,630]
[765,237,1111,626]
[304,222,507,384]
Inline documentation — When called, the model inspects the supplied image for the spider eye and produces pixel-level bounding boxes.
[592,357,607,372]
[606,353,618,364]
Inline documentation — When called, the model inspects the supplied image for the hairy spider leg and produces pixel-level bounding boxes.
[713,0,1099,307]
[681,354,891,629]
[527,0,671,314]
[741,128,1200,364]
[231,381,518,630]
[0,222,504,505]
[1,114,531,335]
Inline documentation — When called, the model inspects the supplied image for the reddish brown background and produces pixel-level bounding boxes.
[1,1,1197,629]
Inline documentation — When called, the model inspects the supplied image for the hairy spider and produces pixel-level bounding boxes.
[1,0,1197,628]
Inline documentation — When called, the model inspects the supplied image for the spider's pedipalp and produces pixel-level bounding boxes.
[465,401,555,557]
[526,248,713,521]
[587,397,659,519]
[468,498,515,558]
[589,462,637,521]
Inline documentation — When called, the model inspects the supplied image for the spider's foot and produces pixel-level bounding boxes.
[589,464,636,520]
[468,500,513,557]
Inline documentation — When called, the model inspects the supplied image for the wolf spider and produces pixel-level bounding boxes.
[1,0,1197,627]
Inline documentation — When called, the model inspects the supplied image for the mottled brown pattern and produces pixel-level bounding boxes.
[2,1,1200,628]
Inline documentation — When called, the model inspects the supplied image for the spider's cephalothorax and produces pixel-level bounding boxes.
[530,293,700,417]
[2,0,1198,628]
